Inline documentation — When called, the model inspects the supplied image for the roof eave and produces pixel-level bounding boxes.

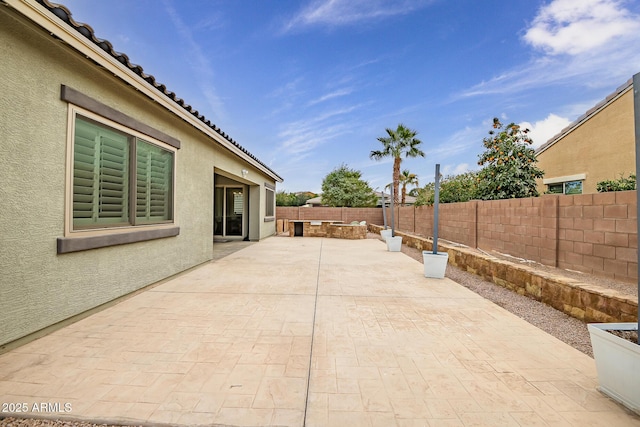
[536,79,634,156]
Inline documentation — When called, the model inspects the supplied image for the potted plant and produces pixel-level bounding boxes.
[588,323,639,414]
[587,70,640,415]
[423,164,448,278]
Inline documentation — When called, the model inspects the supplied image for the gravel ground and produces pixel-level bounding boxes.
[2,235,635,427]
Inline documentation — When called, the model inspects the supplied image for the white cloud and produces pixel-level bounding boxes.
[520,113,572,148]
[307,88,353,106]
[267,77,305,99]
[425,126,484,161]
[277,105,361,158]
[282,0,433,32]
[441,163,473,177]
[162,1,225,120]
[524,0,640,55]
[457,0,640,99]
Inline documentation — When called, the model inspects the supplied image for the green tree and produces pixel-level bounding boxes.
[370,124,425,205]
[440,171,479,203]
[408,187,421,197]
[413,183,434,207]
[412,171,479,206]
[475,118,543,200]
[596,174,636,192]
[276,191,296,206]
[276,191,316,206]
[293,191,315,206]
[399,169,419,206]
[320,164,377,207]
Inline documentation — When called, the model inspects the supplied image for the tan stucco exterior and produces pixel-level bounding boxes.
[536,83,635,194]
[0,4,279,347]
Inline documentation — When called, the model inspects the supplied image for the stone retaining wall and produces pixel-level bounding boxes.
[369,224,638,323]
[288,221,367,239]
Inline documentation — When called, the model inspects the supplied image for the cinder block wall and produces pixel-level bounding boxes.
[557,191,637,282]
[440,202,477,247]
[475,196,559,267]
[278,191,638,283]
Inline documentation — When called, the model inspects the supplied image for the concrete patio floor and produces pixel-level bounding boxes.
[1,237,639,426]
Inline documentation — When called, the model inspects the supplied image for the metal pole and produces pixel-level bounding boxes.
[381,190,388,229]
[633,72,640,344]
[433,164,440,255]
[390,184,395,237]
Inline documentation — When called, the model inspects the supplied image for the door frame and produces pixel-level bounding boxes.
[214,185,247,239]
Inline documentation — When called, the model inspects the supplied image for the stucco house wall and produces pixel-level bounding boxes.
[0,2,280,347]
[536,80,635,195]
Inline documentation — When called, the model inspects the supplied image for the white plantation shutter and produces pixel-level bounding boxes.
[73,118,129,227]
[136,139,173,223]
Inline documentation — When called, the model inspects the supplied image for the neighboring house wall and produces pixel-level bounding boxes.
[536,81,635,195]
[0,4,279,347]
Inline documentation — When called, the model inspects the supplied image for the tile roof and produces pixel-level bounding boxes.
[535,78,633,155]
[36,0,282,182]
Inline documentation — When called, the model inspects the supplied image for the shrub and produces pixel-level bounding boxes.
[596,174,636,192]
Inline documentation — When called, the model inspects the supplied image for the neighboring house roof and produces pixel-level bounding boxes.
[15,0,282,182]
[376,191,416,205]
[305,196,323,206]
[536,78,633,156]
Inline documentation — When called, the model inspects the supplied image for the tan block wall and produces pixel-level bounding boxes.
[536,88,635,194]
[285,192,638,284]
[414,206,434,239]
[439,202,477,248]
[475,196,559,267]
[557,191,637,282]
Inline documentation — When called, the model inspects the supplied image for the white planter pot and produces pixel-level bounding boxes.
[422,251,449,279]
[380,229,392,242]
[588,322,640,415]
[386,235,402,252]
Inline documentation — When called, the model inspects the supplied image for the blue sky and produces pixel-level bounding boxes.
[60,0,640,193]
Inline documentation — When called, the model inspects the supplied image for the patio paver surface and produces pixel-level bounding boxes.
[1,237,639,426]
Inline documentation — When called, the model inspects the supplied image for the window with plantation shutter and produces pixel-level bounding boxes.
[71,114,174,231]
[73,117,129,228]
[265,186,274,218]
[136,139,173,223]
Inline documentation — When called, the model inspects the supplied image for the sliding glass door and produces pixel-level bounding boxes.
[214,186,244,237]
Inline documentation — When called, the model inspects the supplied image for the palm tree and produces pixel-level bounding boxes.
[399,169,419,206]
[370,124,425,205]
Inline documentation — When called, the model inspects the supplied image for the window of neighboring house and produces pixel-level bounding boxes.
[72,114,174,230]
[547,180,582,195]
[265,185,275,219]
